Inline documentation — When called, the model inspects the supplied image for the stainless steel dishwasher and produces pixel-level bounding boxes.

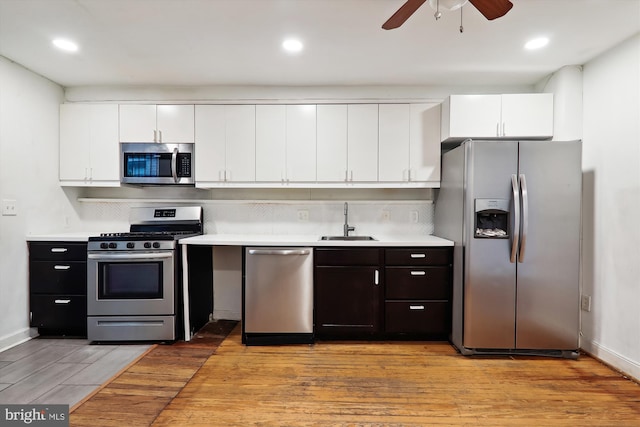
[243,247,314,345]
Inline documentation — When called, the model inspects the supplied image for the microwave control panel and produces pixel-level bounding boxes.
[177,153,192,177]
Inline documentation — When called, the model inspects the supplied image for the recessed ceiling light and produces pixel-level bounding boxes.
[282,38,303,54]
[525,37,549,50]
[52,38,79,53]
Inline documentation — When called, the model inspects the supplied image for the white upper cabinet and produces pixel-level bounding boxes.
[59,104,120,186]
[255,105,287,182]
[347,104,378,182]
[317,105,347,182]
[194,105,256,184]
[441,94,553,142]
[255,105,317,182]
[410,103,441,183]
[119,104,194,143]
[378,104,410,182]
[286,105,317,181]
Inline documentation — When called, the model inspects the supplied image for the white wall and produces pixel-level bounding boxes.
[580,34,640,380]
[0,56,82,350]
[537,65,583,141]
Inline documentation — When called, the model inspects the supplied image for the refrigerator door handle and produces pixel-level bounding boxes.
[510,174,520,263]
[518,174,529,263]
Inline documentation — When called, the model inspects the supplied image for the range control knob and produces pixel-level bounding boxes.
[126,242,135,249]
[152,242,160,249]
[100,242,109,249]
[108,242,117,249]
[144,242,152,249]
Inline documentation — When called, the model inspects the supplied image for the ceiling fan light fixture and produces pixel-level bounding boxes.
[525,37,550,50]
[428,0,469,12]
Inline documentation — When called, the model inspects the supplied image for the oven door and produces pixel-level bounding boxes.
[87,251,175,316]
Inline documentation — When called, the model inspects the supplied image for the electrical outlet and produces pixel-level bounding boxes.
[410,210,419,223]
[381,210,390,221]
[581,295,592,312]
[297,209,309,221]
[1,199,17,216]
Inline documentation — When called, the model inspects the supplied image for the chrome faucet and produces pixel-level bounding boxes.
[343,202,355,237]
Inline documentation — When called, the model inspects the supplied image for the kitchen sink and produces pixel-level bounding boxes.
[320,235,376,241]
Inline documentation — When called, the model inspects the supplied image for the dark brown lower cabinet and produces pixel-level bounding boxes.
[314,246,453,340]
[314,248,383,337]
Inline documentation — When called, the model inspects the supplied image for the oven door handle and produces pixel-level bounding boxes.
[88,252,173,261]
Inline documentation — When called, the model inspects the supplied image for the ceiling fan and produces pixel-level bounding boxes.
[382,0,513,30]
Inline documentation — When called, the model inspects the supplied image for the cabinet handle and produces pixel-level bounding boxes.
[54,299,71,304]
[350,170,354,181]
[374,269,379,285]
[410,253,426,259]
[410,271,426,276]
[54,265,71,270]
[158,130,162,143]
[153,130,157,142]
[50,248,68,253]
[409,305,425,310]
[502,122,506,136]
[408,169,412,182]
[89,168,93,181]
[497,122,500,137]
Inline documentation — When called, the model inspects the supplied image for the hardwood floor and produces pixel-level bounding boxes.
[153,327,640,427]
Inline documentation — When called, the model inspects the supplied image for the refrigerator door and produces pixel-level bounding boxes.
[516,141,581,350]
[463,141,519,349]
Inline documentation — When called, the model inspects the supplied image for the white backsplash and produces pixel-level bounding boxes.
[76,200,434,237]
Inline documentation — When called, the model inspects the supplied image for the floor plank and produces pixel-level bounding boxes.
[151,327,640,427]
[31,384,100,407]
[63,345,150,386]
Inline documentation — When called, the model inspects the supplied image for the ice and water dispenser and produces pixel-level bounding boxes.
[474,199,509,238]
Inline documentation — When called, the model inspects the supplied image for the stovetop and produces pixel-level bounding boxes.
[89,231,199,242]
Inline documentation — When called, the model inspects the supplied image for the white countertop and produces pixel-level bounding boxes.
[26,232,101,242]
[179,234,453,247]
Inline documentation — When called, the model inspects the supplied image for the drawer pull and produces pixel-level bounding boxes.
[54,299,71,304]
[54,265,71,270]
[50,248,68,253]
[374,269,379,285]
[410,271,426,276]
[409,305,425,310]
[410,253,426,259]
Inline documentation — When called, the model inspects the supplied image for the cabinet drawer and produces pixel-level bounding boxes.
[29,242,87,261]
[385,248,451,266]
[30,261,87,294]
[315,248,381,266]
[385,301,449,334]
[385,267,449,300]
[30,294,87,335]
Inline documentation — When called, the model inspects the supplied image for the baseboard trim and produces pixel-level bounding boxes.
[0,327,39,354]
[213,309,241,321]
[581,339,640,383]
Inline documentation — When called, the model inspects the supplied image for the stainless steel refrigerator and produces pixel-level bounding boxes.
[435,139,581,358]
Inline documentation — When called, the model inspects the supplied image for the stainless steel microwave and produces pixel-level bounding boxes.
[120,143,194,185]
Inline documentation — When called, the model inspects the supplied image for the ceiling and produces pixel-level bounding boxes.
[0,0,638,88]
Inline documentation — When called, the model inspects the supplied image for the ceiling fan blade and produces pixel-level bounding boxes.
[382,0,427,30]
[468,0,513,20]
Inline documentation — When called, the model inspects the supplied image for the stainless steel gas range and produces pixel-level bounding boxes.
[87,206,203,342]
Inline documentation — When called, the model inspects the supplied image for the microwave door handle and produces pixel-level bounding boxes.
[171,148,178,183]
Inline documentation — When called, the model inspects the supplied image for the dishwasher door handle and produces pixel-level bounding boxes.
[248,249,311,256]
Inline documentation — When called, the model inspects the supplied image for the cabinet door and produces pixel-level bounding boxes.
[89,104,120,182]
[256,105,286,181]
[119,104,157,142]
[59,104,91,182]
[409,103,441,182]
[447,95,501,139]
[315,266,381,334]
[501,93,553,138]
[286,105,316,181]
[347,104,378,181]
[317,105,347,182]
[195,105,226,182]
[378,104,410,182]
[225,105,256,182]
[157,104,194,143]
